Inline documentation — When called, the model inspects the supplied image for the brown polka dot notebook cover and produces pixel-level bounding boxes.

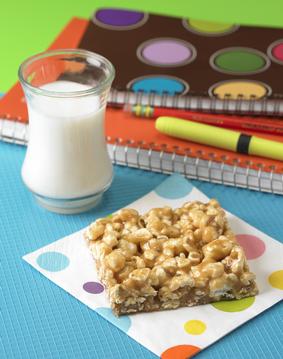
[78,8,283,111]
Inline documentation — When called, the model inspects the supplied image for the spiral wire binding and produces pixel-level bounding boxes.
[108,139,283,195]
[0,116,29,145]
[108,89,283,115]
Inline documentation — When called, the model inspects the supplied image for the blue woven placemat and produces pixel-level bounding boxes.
[1,141,282,359]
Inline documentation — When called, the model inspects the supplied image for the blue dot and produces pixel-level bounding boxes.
[130,76,187,95]
[96,307,132,332]
[154,174,193,199]
[36,251,70,272]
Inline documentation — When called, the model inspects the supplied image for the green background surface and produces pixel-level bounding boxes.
[0,0,283,93]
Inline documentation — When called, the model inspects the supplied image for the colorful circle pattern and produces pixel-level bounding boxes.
[267,39,283,65]
[183,18,238,36]
[37,251,70,272]
[235,234,266,259]
[83,281,104,294]
[210,47,270,75]
[161,344,201,359]
[93,8,148,30]
[128,75,189,95]
[209,80,271,100]
[268,270,283,290]
[154,174,193,199]
[137,38,196,67]
[184,320,206,335]
[212,296,255,312]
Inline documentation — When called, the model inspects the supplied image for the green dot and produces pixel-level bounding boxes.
[212,296,255,312]
[214,49,266,73]
[187,19,235,34]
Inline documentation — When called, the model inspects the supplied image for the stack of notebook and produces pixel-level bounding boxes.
[1,8,283,194]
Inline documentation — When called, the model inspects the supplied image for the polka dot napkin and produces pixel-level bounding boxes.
[23,174,283,358]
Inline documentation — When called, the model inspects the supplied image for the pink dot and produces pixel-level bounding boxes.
[83,281,104,294]
[272,42,283,63]
[236,234,266,259]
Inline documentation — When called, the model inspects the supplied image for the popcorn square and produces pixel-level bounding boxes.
[85,199,258,316]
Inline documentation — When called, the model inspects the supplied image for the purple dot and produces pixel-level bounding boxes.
[83,281,104,294]
[95,9,145,27]
[138,38,196,66]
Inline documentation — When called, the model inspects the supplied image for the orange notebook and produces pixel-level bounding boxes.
[0,15,282,194]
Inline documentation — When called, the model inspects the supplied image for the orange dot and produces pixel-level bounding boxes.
[161,344,201,359]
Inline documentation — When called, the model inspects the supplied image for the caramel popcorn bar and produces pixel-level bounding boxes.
[85,200,258,316]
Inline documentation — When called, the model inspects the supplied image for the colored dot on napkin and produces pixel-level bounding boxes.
[184,320,206,335]
[235,234,266,259]
[268,270,283,290]
[83,282,104,294]
[154,174,193,199]
[36,251,70,272]
[212,296,255,312]
[161,344,201,359]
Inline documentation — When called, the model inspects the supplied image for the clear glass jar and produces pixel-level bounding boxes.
[18,49,115,214]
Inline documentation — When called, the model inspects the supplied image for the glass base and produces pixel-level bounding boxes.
[34,192,103,214]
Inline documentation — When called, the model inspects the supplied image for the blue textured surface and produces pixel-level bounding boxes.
[95,308,132,333]
[1,141,282,359]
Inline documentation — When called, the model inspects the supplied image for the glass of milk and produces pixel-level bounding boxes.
[18,49,115,214]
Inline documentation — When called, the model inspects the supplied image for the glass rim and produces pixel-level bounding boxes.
[18,48,115,98]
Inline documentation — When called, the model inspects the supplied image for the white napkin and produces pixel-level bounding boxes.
[23,174,283,359]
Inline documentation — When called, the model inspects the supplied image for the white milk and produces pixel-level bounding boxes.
[22,81,113,200]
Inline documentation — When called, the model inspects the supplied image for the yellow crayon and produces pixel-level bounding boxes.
[155,116,283,161]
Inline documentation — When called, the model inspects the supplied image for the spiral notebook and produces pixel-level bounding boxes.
[81,8,283,115]
[1,11,283,195]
